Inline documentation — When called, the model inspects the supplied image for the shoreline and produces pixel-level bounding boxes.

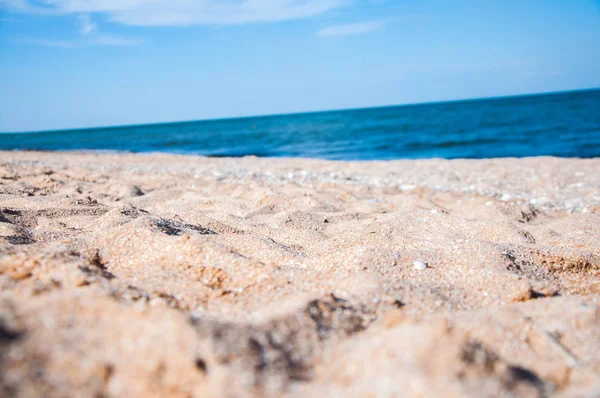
[2,148,600,162]
[2,150,598,211]
[1,151,599,397]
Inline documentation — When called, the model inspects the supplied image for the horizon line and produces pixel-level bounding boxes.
[3,86,599,135]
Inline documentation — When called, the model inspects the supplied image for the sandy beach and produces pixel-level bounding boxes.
[1,151,599,397]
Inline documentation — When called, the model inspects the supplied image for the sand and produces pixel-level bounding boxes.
[0,150,599,397]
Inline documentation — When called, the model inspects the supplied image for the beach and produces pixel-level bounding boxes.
[1,150,599,397]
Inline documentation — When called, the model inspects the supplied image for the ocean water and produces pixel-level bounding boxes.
[1,89,599,160]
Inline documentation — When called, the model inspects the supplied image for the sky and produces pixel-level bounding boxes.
[0,0,599,132]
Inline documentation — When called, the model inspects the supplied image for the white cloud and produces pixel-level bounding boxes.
[77,14,96,34]
[5,4,144,49]
[316,20,384,37]
[2,0,348,26]
[3,0,349,48]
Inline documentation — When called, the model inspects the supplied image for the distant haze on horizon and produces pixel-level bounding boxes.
[1,0,600,133]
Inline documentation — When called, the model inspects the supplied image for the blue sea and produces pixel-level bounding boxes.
[1,89,599,160]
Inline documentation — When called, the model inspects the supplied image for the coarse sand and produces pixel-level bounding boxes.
[1,151,599,397]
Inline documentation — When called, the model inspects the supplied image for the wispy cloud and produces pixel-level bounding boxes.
[77,14,96,35]
[1,0,348,26]
[12,12,144,48]
[4,0,349,48]
[16,34,145,48]
[316,20,384,37]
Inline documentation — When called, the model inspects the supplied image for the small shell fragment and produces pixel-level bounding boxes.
[413,260,428,270]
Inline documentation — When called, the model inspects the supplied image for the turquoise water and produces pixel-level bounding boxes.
[1,89,599,160]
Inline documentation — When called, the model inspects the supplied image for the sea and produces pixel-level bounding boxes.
[1,89,599,160]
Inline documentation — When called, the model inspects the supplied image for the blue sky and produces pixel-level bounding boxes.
[1,0,599,132]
